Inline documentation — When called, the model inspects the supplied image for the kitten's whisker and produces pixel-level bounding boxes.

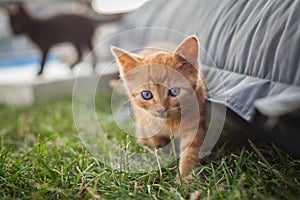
[118,100,130,109]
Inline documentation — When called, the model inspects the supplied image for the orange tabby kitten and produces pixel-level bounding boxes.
[111,35,206,176]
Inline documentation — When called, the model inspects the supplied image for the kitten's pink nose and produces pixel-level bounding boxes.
[155,107,168,115]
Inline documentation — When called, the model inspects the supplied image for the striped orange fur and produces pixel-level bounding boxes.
[111,35,206,176]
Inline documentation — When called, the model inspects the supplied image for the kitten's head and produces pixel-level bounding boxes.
[8,5,30,34]
[111,36,200,119]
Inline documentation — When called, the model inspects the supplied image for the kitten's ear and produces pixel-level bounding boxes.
[111,46,142,75]
[174,35,199,67]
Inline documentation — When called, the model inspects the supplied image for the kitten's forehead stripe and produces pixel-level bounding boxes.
[155,84,164,101]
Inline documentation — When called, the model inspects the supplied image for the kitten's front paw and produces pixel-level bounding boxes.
[137,138,156,151]
[179,154,200,177]
[137,136,170,150]
[175,174,194,185]
[179,163,195,177]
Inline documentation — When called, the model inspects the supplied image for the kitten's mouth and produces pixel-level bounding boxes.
[152,112,168,119]
[152,107,180,119]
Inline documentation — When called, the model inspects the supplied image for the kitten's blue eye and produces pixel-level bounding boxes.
[168,87,180,97]
[141,91,153,100]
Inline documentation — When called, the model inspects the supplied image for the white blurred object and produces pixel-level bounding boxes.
[0,61,71,84]
[91,0,149,14]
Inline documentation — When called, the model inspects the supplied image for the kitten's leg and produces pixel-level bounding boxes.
[179,128,204,176]
[87,41,97,71]
[70,45,82,69]
[138,135,170,150]
[37,49,49,76]
[136,121,170,150]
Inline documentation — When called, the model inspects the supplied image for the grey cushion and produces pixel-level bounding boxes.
[116,0,300,121]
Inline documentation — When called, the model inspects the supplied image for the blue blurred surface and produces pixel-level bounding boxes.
[0,55,58,68]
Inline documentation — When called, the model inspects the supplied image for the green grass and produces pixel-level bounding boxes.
[0,94,300,199]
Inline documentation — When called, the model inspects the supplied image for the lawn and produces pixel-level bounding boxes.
[0,94,299,199]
